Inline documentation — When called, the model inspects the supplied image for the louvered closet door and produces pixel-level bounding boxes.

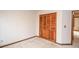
[45,14,50,39]
[39,13,56,42]
[39,15,46,38]
[39,15,50,39]
[42,15,47,38]
[49,13,56,42]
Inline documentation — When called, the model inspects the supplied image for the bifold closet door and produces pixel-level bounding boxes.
[49,13,56,42]
[39,13,56,42]
[46,14,50,39]
[39,15,50,39]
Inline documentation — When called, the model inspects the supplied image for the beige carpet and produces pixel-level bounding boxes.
[3,37,79,48]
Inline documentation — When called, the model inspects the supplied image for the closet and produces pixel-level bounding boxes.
[39,13,56,42]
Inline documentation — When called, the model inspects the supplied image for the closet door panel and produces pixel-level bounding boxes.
[39,15,44,37]
[50,13,56,41]
[50,31,56,41]
[41,15,46,38]
[45,14,50,39]
[39,15,47,38]
[39,13,56,42]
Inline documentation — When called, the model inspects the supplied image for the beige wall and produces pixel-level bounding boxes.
[0,10,72,46]
[61,11,72,44]
[0,11,37,46]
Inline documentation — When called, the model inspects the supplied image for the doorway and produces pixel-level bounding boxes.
[72,10,79,45]
[39,13,56,42]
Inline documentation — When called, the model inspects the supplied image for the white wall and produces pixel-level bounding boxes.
[0,10,72,46]
[0,10,37,46]
[36,10,72,44]
[61,11,72,44]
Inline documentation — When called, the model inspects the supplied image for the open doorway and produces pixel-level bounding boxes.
[72,10,79,46]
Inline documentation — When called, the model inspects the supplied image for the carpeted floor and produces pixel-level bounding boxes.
[2,36,79,48]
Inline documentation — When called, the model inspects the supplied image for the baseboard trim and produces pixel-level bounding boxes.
[56,42,72,45]
[0,36,37,48]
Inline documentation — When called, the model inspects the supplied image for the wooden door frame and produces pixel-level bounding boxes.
[71,11,79,44]
[71,11,74,44]
[49,13,57,42]
[39,12,57,42]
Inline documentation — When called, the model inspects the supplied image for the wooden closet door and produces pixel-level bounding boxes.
[39,15,46,38]
[45,14,50,39]
[39,13,56,42]
[42,15,47,38]
[39,15,50,39]
[49,13,56,42]
[39,15,45,38]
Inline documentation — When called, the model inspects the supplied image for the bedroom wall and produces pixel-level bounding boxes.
[0,10,37,46]
[0,10,72,46]
[61,10,72,44]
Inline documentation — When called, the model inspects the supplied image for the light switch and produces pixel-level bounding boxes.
[64,25,66,28]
